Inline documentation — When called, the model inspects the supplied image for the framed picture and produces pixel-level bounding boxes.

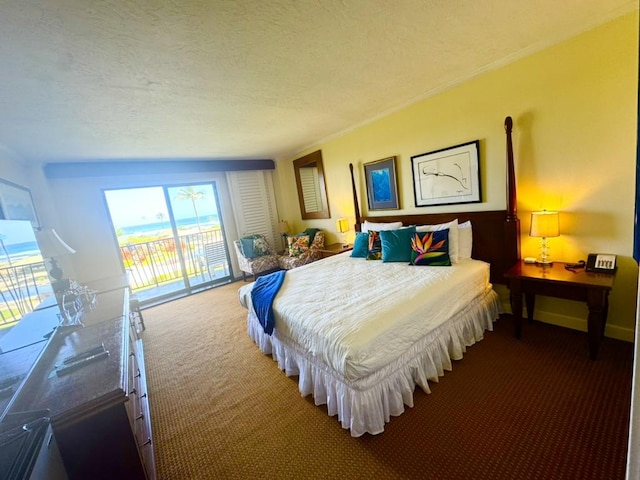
[0,178,39,228]
[364,156,400,210]
[411,140,481,207]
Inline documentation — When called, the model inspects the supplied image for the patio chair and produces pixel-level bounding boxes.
[203,242,228,279]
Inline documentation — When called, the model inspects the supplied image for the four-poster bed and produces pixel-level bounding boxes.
[238,117,520,436]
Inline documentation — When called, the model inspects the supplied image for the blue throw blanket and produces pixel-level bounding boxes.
[251,270,286,335]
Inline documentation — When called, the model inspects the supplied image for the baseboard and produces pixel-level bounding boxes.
[500,299,635,343]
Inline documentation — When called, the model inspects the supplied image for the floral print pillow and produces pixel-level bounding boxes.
[287,235,310,257]
[410,230,451,266]
[253,236,271,256]
[366,231,382,260]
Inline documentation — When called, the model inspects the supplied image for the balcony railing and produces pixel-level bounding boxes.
[0,262,51,327]
[0,231,230,326]
[120,229,229,296]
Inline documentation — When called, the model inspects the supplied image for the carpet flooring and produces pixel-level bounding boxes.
[142,282,633,479]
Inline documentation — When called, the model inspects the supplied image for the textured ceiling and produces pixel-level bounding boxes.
[0,0,635,165]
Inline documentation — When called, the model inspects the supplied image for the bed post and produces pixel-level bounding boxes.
[349,163,362,232]
[504,116,521,265]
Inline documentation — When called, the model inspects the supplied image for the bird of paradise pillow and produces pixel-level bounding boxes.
[366,230,382,260]
[410,230,451,266]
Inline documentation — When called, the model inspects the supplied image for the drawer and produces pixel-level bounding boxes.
[134,392,150,444]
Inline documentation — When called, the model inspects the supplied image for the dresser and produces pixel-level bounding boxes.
[5,278,155,479]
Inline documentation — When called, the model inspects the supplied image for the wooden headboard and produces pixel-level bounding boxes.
[349,117,520,285]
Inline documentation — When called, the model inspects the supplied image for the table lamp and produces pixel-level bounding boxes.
[529,210,559,266]
[336,218,349,247]
[35,227,76,293]
[278,220,290,251]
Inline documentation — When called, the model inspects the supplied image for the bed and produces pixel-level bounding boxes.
[238,117,521,436]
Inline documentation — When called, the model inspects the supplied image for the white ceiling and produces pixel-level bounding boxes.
[0,0,635,166]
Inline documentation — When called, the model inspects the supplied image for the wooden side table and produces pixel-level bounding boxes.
[505,260,616,360]
[318,243,353,259]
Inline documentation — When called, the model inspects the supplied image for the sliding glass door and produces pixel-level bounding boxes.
[104,182,231,304]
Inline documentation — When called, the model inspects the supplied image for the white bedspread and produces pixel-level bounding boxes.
[238,253,501,436]
[239,255,491,382]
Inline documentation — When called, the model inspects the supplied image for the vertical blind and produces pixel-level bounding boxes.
[226,170,280,251]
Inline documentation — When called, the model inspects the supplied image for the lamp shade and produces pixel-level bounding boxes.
[336,218,349,234]
[529,211,559,238]
[35,228,76,257]
[278,221,289,234]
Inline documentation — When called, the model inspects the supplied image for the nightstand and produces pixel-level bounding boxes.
[318,243,353,259]
[505,260,616,360]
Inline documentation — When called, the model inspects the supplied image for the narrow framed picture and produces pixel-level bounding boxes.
[411,140,481,207]
[364,156,400,210]
[0,178,40,228]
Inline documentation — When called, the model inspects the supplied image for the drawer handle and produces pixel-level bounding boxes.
[139,438,152,448]
[129,388,137,396]
[135,369,141,378]
[140,392,147,399]
[136,412,144,421]
[130,352,135,358]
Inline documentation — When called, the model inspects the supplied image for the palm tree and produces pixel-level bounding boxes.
[156,212,167,230]
[174,187,206,232]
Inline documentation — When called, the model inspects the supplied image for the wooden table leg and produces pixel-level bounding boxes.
[586,288,608,360]
[524,292,535,323]
[509,279,523,339]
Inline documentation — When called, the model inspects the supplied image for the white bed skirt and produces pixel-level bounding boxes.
[247,288,502,437]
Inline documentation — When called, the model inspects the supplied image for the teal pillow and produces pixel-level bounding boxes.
[350,232,369,258]
[410,230,452,266]
[366,231,382,260]
[381,226,417,262]
[240,234,268,258]
[240,235,258,258]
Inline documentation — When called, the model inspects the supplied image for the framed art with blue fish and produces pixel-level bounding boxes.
[0,178,40,228]
[411,140,481,207]
[364,156,400,211]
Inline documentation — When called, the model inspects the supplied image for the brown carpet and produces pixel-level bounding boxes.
[142,282,633,480]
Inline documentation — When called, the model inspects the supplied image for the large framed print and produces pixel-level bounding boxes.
[364,156,400,210]
[0,178,39,228]
[411,140,481,207]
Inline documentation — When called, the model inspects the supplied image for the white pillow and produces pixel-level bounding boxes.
[458,220,473,259]
[361,220,403,233]
[416,219,459,263]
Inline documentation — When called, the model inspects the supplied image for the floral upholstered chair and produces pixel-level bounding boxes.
[233,234,280,281]
[234,231,326,281]
[277,231,325,270]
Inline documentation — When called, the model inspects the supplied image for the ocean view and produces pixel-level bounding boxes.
[117,214,220,236]
[2,241,40,256]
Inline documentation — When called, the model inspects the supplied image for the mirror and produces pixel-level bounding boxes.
[293,150,331,219]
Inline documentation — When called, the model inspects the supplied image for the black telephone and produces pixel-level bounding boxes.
[585,253,617,273]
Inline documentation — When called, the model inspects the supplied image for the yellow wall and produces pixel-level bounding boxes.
[275,12,639,340]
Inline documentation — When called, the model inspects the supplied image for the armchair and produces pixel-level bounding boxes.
[233,234,279,281]
[233,231,326,281]
[278,231,325,270]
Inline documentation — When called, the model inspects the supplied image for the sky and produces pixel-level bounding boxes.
[0,219,38,245]
[104,184,219,228]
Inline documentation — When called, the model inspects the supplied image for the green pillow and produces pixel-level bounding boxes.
[410,230,451,266]
[381,226,417,262]
[302,228,320,244]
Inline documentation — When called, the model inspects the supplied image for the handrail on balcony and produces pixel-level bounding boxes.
[0,261,51,326]
[120,229,228,294]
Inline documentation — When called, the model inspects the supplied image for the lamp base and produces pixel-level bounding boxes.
[535,259,553,266]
